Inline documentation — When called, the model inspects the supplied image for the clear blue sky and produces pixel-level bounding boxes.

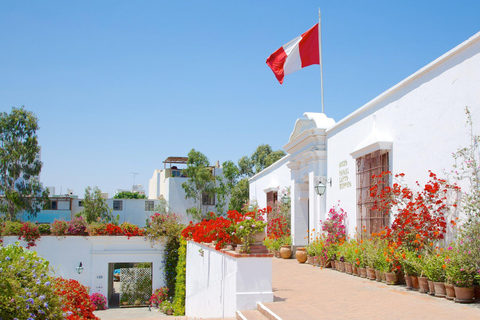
[1,1,480,197]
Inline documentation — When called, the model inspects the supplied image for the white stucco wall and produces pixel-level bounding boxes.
[185,241,273,318]
[249,31,480,240]
[326,31,480,236]
[3,236,165,305]
[70,199,160,227]
[148,169,161,199]
[249,155,292,209]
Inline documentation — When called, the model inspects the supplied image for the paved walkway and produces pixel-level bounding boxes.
[95,257,480,320]
[266,257,480,319]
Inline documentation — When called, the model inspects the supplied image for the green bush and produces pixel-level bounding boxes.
[173,238,186,315]
[2,221,22,235]
[38,223,51,235]
[0,242,64,319]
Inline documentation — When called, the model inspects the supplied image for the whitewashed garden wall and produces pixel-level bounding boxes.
[3,236,164,303]
[185,241,273,318]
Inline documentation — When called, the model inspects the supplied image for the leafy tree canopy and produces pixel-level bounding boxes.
[181,149,215,221]
[113,191,146,199]
[76,186,113,223]
[238,144,286,178]
[0,107,48,221]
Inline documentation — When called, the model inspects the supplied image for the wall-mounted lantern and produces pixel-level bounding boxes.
[315,178,332,196]
[76,262,84,274]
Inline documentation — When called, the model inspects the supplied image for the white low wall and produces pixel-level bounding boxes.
[185,241,273,318]
[3,236,164,304]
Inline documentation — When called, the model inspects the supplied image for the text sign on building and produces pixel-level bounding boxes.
[339,160,352,190]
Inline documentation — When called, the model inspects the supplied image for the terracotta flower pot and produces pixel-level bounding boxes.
[331,260,336,269]
[359,267,367,278]
[445,283,456,300]
[418,277,429,294]
[307,255,314,265]
[280,245,292,259]
[454,286,475,303]
[427,280,435,295]
[434,282,447,298]
[475,285,480,300]
[352,266,358,276]
[385,272,399,285]
[411,275,420,291]
[366,267,376,281]
[375,270,382,282]
[405,275,413,290]
[345,262,353,274]
[339,261,346,272]
[296,247,308,263]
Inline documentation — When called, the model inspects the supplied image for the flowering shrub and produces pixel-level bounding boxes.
[51,219,68,236]
[149,287,169,305]
[106,223,123,235]
[87,222,106,235]
[2,220,22,235]
[172,238,186,315]
[235,213,267,252]
[20,221,41,248]
[120,222,144,239]
[182,208,269,251]
[38,223,51,235]
[267,216,290,239]
[53,277,99,320]
[321,204,347,245]
[146,212,183,244]
[0,242,64,320]
[90,293,107,310]
[372,171,459,250]
[66,217,88,236]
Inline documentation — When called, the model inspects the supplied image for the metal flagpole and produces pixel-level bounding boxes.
[319,8,325,114]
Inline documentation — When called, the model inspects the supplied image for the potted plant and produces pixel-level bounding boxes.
[445,243,476,303]
[235,215,267,253]
[279,235,292,259]
[149,287,169,307]
[160,300,174,315]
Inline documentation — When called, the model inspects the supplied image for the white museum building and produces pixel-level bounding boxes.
[250,31,480,247]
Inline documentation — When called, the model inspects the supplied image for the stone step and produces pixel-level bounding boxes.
[236,309,269,320]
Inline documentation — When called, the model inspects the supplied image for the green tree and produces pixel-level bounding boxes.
[0,107,48,221]
[231,144,286,210]
[228,178,249,212]
[113,191,146,199]
[181,149,215,221]
[76,186,113,223]
[215,160,239,215]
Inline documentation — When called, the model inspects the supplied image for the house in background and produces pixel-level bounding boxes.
[148,156,222,224]
[22,191,160,227]
[250,30,480,248]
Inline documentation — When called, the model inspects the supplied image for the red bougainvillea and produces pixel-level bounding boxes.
[182,208,270,250]
[53,277,99,320]
[371,171,460,250]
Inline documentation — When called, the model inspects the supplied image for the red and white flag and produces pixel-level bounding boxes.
[266,23,319,84]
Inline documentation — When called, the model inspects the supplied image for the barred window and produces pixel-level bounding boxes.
[113,200,123,211]
[202,192,215,206]
[145,200,154,211]
[356,150,389,235]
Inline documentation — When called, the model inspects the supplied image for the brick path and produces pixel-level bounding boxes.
[264,257,480,319]
[96,257,480,320]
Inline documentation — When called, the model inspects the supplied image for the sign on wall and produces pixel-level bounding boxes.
[339,160,352,190]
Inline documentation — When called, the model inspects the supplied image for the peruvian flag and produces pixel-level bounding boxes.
[266,23,319,84]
